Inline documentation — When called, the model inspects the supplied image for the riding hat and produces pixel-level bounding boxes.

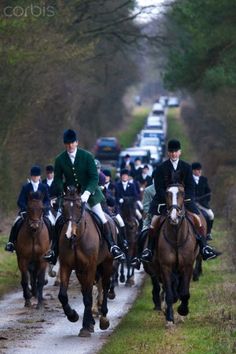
[46,165,54,173]
[120,168,130,176]
[103,169,112,177]
[30,165,41,176]
[192,162,202,170]
[168,139,181,152]
[63,129,77,144]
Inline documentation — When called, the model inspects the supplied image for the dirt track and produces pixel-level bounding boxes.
[0,267,145,354]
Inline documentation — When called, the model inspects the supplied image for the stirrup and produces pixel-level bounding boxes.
[43,250,57,264]
[140,248,152,263]
[201,246,220,261]
[5,242,15,253]
[110,245,125,260]
[131,257,141,270]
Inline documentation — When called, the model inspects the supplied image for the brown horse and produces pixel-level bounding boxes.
[58,186,114,337]
[119,196,139,286]
[15,191,51,309]
[151,184,204,326]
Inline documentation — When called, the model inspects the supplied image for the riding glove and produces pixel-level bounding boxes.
[81,190,91,203]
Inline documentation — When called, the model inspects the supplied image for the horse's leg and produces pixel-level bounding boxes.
[177,269,192,317]
[18,260,32,307]
[99,262,112,331]
[119,261,125,283]
[193,254,203,281]
[162,269,175,325]
[151,275,161,311]
[58,266,79,322]
[79,282,95,337]
[36,264,47,310]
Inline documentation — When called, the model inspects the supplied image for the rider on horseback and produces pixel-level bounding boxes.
[5,166,54,252]
[140,139,221,263]
[43,129,125,264]
[192,162,214,240]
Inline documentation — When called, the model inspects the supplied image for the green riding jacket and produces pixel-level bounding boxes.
[54,148,105,207]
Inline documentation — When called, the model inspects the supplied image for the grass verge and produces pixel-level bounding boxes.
[0,234,20,298]
[117,106,150,148]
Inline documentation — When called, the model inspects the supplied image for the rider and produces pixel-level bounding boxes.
[5,166,54,252]
[102,169,129,251]
[43,129,125,264]
[42,165,59,213]
[192,162,214,240]
[131,173,156,269]
[140,139,220,263]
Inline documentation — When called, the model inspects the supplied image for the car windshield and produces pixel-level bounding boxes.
[99,139,117,147]
[140,138,160,146]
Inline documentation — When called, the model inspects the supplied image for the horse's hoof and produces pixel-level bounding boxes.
[165,321,175,329]
[24,300,31,307]
[36,302,44,310]
[119,275,125,283]
[79,328,91,337]
[153,305,161,312]
[53,280,60,286]
[177,305,189,316]
[108,291,116,300]
[48,270,56,278]
[192,275,199,282]
[88,324,94,333]
[67,310,79,322]
[100,316,110,330]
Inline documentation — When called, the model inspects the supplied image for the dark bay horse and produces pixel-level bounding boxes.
[58,186,114,337]
[15,191,50,309]
[151,184,202,326]
[119,196,139,286]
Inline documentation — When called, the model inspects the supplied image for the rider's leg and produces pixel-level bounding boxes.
[92,204,125,261]
[131,213,151,269]
[188,212,220,260]
[140,215,162,263]
[43,213,64,265]
[5,216,24,252]
[114,213,128,251]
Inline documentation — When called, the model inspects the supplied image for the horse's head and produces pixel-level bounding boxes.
[166,184,185,225]
[27,191,44,231]
[120,197,137,217]
[62,186,84,239]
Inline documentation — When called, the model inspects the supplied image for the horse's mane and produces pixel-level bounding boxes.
[28,191,43,200]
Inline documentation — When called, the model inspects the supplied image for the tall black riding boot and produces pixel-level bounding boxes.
[103,222,125,261]
[206,219,214,240]
[197,226,220,260]
[131,229,149,269]
[140,228,156,263]
[43,216,63,265]
[5,218,23,252]
[118,226,129,251]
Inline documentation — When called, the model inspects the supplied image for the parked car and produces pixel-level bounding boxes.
[93,137,121,160]
[151,102,165,116]
[168,96,180,107]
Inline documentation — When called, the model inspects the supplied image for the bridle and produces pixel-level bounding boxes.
[166,185,185,225]
[62,195,86,239]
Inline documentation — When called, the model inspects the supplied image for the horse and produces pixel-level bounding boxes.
[15,191,51,309]
[151,184,204,326]
[58,186,114,337]
[119,196,139,286]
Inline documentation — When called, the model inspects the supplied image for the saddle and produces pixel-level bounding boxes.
[86,208,104,235]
